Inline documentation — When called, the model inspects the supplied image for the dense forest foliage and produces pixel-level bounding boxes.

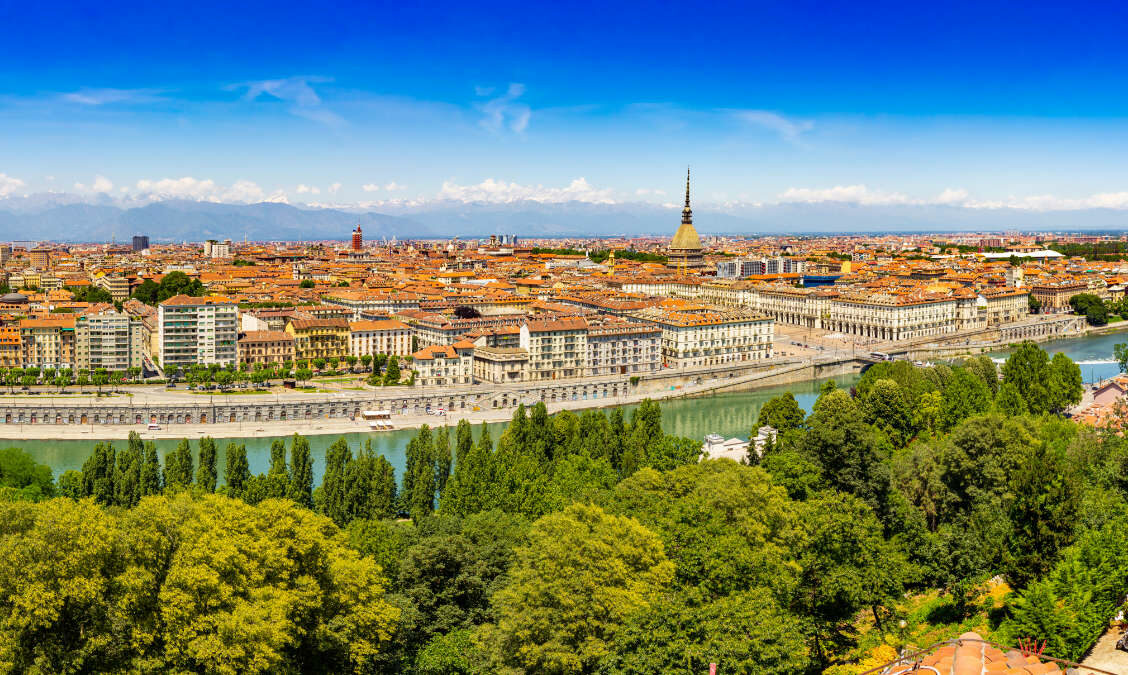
[0,340,1125,673]
[1050,241,1128,261]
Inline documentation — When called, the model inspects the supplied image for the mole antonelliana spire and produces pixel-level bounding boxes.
[668,166,705,270]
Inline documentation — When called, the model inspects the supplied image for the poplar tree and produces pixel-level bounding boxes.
[140,441,162,496]
[163,439,194,491]
[264,438,289,499]
[114,432,144,507]
[223,443,249,499]
[81,442,117,505]
[434,426,452,496]
[402,425,433,513]
[320,437,352,526]
[195,437,217,493]
[287,434,314,508]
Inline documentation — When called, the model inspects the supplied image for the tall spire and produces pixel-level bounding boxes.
[681,166,693,225]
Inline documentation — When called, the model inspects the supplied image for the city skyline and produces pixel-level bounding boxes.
[5,1,1128,225]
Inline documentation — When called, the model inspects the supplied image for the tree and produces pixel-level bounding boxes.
[299,279,315,288]
[434,426,452,497]
[1002,342,1054,415]
[383,356,401,385]
[360,354,373,370]
[442,423,494,517]
[995,381,1028,416]
[163,439,194,490]
[81,442,117,505]
[482,503,674,673]
[1048,351,1083,414]
[861,378,914,445]
[940,368,991,431]
[756,392,805,432]
[0,495,401,672]
[287,434,314,508]
[223,443,250,499]
[114,432,144,507]
[795,491,910,664]
[195,437,217,492]
[1117,342,1128,374]
[346,440,397,520]
[607,588,809,675]
[318,437,353,526]
[0,446,55,500]
[1005,441,1082,588]
[1069,292,1109,325]
[140,442,162,496]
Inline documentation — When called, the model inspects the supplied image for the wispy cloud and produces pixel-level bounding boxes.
[477,83,531,134]
[733,110,814,144]
[60,87,165,106]
[229,76,343,126]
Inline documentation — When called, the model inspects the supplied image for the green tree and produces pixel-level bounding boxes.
[995,381,1028,416]
[607,588,809,675]
[1002,341,1053,414]
[223,443,250,499]
[483,503,674,674]
[318,437,353,526]
[1005,441,1082,588]
[940,368,991,431]
[114,432,144,507]
[195,437,217,492]
[81,442,117,505]
[795,491,910,664]
[434,425,452,497]
[442,423,495,517]
[756,392,806,432]
[1048,351,1083,414]
[383,356,401,385]
[287,434,314,508]
[0,446,55,500]
[861,378,914,446]
[163,439,194,491]
[140,442,162,496]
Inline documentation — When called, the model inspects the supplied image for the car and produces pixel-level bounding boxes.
[147,423,161,430]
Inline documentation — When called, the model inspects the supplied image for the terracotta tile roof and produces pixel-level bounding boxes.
[288,318,348,330]
[872,632,1095,675]
[349,319,409,331]
[239,330,293,343]
[159,294,236,306]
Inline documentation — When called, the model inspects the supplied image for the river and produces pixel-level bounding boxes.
[12,329,1127,483]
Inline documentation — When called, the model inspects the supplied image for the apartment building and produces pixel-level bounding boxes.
[585,318,662,376]
[158,295,239,368]
[237,330,295,366]
[349,319,412,357]
[75,308,146,372]
[0,324,20,368]
[631,307,774,369]
[20,315,76,370]
[472,346,529,383]
[94,275,131,303]
[519,317,588,380]
[285,318,349,361]
[411,340,474,387]
[981,288,1030,326]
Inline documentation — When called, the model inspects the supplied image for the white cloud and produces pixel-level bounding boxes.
[964,192,1128,211]
[438,177,614,204]
[296,184,320,195]
[328,182,341,194]
[777,184,913,205]
[74,175,114,193]
[733,110,814,143]
[477,82,531,134]
[60,88,163,105]
[131,177,287,204]
[635,188,667,196]
[363,181,406,192]
[230,76,343,126]
[0,173,26,197]
[934,188,969,204]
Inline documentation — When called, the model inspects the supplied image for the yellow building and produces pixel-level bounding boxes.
[285,317,349,361]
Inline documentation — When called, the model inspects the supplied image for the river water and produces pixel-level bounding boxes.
[12,330,1127,483]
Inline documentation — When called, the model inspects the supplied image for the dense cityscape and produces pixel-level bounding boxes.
[11,1,1128,673]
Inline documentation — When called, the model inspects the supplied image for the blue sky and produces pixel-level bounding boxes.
[4,0,1128,212]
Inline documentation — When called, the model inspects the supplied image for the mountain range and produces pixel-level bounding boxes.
[4,194,1128,242]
